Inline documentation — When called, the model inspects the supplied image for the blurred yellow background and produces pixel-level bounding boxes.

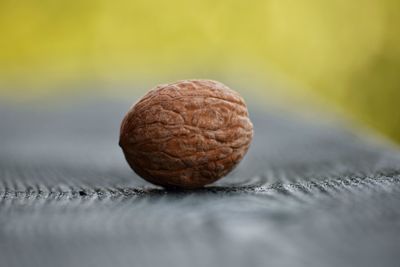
[0,0,399,142]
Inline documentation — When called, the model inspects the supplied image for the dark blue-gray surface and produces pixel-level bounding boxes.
[1,100,400,267]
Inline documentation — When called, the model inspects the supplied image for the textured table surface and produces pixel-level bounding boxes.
[1,100,400,267]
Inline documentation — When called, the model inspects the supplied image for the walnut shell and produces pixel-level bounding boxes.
[119,79,253,189]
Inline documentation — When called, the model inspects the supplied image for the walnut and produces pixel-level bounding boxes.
[119,79,253,189]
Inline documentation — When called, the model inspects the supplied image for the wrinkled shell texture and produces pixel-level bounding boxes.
[119,80,253,188]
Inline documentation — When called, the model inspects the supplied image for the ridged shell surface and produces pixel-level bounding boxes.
[119,79,253,188]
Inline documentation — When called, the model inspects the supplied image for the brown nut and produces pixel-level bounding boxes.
[119,79,253,189]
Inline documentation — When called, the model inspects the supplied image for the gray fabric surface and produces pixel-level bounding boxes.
[1,100,400,267]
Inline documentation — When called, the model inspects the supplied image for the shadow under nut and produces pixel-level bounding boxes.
[119,79,254,189]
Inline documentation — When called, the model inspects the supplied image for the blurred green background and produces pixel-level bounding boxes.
[0,0,399,142]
